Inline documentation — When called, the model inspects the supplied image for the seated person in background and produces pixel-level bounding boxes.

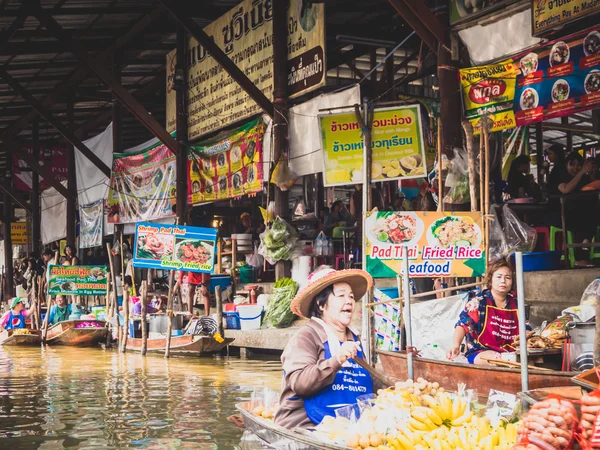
[323,200,352,237]
[507,155,541,201]
[0,297,37,331]
[47,295,72,326]
[547,152,599,267]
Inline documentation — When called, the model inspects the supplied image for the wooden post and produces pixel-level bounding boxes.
[175,24,188,226]
[164,270,176,358]
[437,120,443,212]
[215,285,223,336]
[462,120,477,212]
[32,274,39,329]
[106,243,120,345]
[31,119,41,256]
[479,132,485,214]
[105,272,112,347]
[121,288,130,353]
[42,250,60,342]
[3,190,13,300]
[140,280,148,356]
[66,98,76,246]
[483,117,492,263]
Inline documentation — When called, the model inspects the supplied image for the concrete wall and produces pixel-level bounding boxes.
[524,268,599,325]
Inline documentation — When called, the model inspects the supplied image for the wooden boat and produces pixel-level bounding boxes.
[45,320,108,346]
[126,334,234,356]
[0,329,42,346]
[378,350,577,395]
[236,402,347,450]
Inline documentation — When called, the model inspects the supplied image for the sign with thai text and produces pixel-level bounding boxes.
[365,211,486,278]
[10,223,27,245]
[133,222,217,273]
[532,0,600,37]
[48,265,108,296]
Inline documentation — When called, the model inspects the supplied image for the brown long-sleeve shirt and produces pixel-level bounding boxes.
[274,320,381,430]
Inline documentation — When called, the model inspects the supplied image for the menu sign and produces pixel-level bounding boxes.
[10,223,27,245]
[365,212,486,279]
[515,26,600,126]
[48,265,108,296]
[532,0,600,37]
[319,105,427,187]
[133,223,217,273]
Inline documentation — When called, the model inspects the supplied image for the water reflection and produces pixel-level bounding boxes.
[0,346,281,449]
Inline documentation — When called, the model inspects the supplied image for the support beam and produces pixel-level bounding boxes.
[31,119,40,256]
[112,53,123,154]
[4,5,164,138]
[387,0,439,53]
[160,0,275,118]
[66,99,76,246]
[3,188,14,299]
[32,8,179,156]
[0,182,31,213]
[15,148,71,200]
[0,68,112,177]
[175,24,188,225]
[395,0,450,48]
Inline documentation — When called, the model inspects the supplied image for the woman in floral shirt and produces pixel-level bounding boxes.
[447,260,525,365]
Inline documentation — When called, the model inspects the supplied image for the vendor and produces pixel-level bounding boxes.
[47,295,72,326]
[274,266,378,429]
[507,155,541,201]
[173,271,211,316]
[447,260,525,365]
[323,201,352,237]
[0,297,37,331]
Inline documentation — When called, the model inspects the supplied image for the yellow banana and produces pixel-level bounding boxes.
[451,411,473,427]
[431,439,443,450]
[398,426,415,444]
[441,394,453,420]
[425,408,443,426]
[451,398,463,420]
[411,409,430,424]
[394,432,414,450]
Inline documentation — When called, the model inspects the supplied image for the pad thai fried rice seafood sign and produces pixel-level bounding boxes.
[319,105,427,187]
[133,222,218,274]
[365,211,486,278]
[48,265,108,296]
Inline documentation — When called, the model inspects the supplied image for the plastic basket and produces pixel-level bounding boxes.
[224,311,240,330]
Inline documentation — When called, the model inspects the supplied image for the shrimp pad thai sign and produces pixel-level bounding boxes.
[365,212,486,278]
[48,265,108,296]
[133,223,218,273]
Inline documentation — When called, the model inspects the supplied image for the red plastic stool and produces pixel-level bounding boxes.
[533,226,549,252]
[335,254,345,270]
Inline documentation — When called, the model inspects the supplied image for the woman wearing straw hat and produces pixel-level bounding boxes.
[0,298,37,331]
[274,266,380,429]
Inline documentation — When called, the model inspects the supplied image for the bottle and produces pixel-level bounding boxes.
[315,237,322,256]
[327,239,333,257]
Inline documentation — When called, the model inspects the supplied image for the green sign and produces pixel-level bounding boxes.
[48,265,108,296]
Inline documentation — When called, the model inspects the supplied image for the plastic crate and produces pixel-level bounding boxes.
[224,311,240,330]
[511,251,562,272]
[209,275,231,291]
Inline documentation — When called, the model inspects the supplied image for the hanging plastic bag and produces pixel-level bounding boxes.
[581,278,600,307]
[488,206,509,263]
[246,247,264,269]
[258,217,299,264]
[443,148,470,205]
[270,156,298,191]
[502,204,537,254]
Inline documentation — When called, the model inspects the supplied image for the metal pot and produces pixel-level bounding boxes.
[567,321,596,344]
[567,321,596,369]
[148,314,184,334]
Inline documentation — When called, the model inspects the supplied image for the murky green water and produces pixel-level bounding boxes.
[0,346,282,449]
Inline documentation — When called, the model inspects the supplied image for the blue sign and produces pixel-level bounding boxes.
[133,222,218,273]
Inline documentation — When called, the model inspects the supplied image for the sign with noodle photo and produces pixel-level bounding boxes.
[365,211,486,278]
[133,223,218,274]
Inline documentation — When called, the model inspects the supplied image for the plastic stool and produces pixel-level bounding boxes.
[335,254,345,270]
[549,226,575,268]
[533,226,550,252]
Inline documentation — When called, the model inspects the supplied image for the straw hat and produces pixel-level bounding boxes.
[290,266,373,318]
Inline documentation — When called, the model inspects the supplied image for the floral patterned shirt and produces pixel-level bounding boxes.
[455,290,522,357]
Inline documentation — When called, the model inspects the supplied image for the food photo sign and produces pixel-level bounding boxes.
[365,212,486,278]
[319,105,427,187]
[47,265,108,296]
[133,223,218,273]
[514,25,600,125]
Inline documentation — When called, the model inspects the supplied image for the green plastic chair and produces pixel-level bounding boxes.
[549,226,575,268]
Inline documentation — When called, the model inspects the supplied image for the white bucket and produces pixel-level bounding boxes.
[237,305,264,331]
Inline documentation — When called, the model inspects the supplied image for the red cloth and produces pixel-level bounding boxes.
[178,271,205,285]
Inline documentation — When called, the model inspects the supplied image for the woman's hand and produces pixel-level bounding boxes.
[446,346,460,360]
[582,159,596,175]
[337,341,360,365]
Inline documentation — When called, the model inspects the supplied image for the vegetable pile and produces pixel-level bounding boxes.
[264,278,299,328]
[258,217,299,264]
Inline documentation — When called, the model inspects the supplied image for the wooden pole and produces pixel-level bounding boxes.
[479,130,485,214]
[140,280,148,356]
[437,120,443,212]
[31,119,41,256]
[32,275,39,330]
[483,116,492,263]
[106,243,120,346]
[105,271,112,347]
[462,120,477,212]
[366,281,484,307]
[164,270,176,358]
[42,250,60,342]
[121,288,130,353]
[215,285,223,336]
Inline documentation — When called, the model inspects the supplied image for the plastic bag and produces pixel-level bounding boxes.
[264,278,299,328]
[581,278,600,307]
[489,206,510,263]
[502,204,537,254]
[258,217,299,264]
[246,247,264,269]
[270,156,298,191]
[443,147,470,205]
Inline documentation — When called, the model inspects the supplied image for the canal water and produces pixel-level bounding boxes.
[0,346,282,449]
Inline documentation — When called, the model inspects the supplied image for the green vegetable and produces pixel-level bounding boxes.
[264,278,299,328]
[259,217,299,264]
[431,217,456,238]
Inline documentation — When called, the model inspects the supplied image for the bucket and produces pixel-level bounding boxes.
[240,265,255,283]
[237,305,263,331]
[224,311,241,330]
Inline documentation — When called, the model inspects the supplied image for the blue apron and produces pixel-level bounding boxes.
[304,334,373,425]
[5,311,26,330]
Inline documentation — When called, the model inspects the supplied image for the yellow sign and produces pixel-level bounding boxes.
[365,211,486,278]
[166,0,325,140]
[319,105,427,187]
[532,0,600,37]
[10,223,27,245]
[460,59,519,135]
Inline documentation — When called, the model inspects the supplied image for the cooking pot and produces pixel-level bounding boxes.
[567,321,596,344]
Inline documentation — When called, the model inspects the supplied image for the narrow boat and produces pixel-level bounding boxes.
[236,402,347,450]
[126,334,234,356]
[378,350,577,394]
[0,329,42,346]
[45,320,108,346]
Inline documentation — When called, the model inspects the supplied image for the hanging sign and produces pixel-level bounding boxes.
[459,59,519,135]
[188,118,264,203]
[532,0,600,37]
[166,0,326,139]
[47,265,108,296]
[133,222,217,273]
[13,145,68,192]
[10,223,27,245]
[107,140,176,224]
[450,0,520,25]
[79,201,103,249]
[365,211,486,279]
[319,105,427,187]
